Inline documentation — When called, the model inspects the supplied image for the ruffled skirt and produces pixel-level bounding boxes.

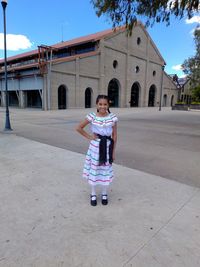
[83,139,114,185]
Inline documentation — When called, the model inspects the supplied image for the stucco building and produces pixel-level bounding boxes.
[0,23,178,110]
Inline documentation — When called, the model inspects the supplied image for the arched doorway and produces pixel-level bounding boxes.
[108,79,120,107]
[130,82,140,107]
[171,95,174,106]
[58,85,67,109]
[163,94,167,106]
[148,85,156,107]
[85,87,92,108]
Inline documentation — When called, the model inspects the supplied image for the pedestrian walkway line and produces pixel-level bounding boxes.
[122,187,200,267]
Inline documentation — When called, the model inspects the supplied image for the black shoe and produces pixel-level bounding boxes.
[101,195,108,205]
[90,195,97,206]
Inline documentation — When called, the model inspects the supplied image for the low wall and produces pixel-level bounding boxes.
[172,104,189,111]
[172,104,200,111]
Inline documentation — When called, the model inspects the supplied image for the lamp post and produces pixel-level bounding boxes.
[159,64,165,111]
[1,0,12,130]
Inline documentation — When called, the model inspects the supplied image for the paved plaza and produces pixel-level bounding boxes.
[0,107,200,266]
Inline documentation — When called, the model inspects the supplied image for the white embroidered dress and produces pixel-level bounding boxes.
[83,112,118,185]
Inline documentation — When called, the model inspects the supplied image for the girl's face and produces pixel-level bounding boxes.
[96,98,109,115]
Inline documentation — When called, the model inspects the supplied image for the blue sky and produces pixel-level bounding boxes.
[0,0,199,77]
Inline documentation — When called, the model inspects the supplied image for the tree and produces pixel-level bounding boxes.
[91,0,200,31]
[182,28,200,88]
[192,85,200,102]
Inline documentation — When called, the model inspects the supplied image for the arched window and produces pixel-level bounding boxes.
[130,82,140,107]
[85,87,92,108]
[148,85,156,107]
[113,60,118,69]
[171,95,174,106]
[163,94,167,106]
[135,66,140,73]
[137,37,141,45]
[107,78,120,107]
[58,85,67,109]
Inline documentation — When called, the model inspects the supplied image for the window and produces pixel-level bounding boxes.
[153,71,156,76]
[113,60,118,69]
[135,66,140,73]
[137,37,141,45]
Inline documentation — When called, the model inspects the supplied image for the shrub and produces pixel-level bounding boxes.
[191,101,200,105]
[176,101,186,104]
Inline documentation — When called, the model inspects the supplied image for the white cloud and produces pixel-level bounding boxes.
[0,33,33,51]
[172,64,183,71]
[186,16,200,24]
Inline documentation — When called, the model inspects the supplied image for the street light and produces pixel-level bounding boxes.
[1,0,12,130]
[159,64,165,111]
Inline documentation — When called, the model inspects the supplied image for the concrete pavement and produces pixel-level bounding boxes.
[0,133,200,267]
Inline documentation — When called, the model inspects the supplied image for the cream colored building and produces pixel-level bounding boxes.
[179,78,192,104]
[0,23,178,110]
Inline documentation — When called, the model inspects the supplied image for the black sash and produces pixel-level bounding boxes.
[97,134,114,165]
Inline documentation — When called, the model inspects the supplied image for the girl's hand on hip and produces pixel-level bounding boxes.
[90,133,98,140]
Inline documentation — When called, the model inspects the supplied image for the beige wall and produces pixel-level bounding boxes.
[50,72,76,109]
[47,25,178,110]
[79,77,99,108]
[0,24,178,110]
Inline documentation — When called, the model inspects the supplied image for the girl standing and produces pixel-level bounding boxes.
[76,95,118,206]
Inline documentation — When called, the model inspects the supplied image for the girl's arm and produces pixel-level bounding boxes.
[112,123,117,160]
[76,119,96,140]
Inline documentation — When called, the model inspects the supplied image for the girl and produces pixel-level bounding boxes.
[76,95,118,206]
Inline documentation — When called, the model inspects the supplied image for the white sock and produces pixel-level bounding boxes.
[91,185,96,196]
[101,185,108,196]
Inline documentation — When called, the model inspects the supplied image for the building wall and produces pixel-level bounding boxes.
[180,80,192,103]
[47,25,178,110]
[163,73,178,106]
[0,25,178,110]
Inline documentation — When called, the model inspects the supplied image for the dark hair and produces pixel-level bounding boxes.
[96,94,111,113]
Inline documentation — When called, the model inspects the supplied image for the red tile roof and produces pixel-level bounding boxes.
[0,27,122,64]
[53,28,117,48]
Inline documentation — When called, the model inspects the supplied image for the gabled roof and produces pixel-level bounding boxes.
[178,77,190,86]
[0,23,166,67]
[168,74,190,86]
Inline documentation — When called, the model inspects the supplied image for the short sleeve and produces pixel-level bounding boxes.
[110,113,118,124]
[86,112,95,123]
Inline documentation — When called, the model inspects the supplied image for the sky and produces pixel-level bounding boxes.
[0,0,199,78]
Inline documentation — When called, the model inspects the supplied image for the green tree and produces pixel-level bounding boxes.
[192,85,200,102]
[182,28,200,88]
[91,0,200,31]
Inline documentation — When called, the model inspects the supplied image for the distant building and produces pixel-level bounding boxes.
[169,74,192,104]
[178,78,192,104]
[0,23,178,110]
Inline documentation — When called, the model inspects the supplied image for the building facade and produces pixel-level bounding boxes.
[0,23,178,110]
[179,78,192,104]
